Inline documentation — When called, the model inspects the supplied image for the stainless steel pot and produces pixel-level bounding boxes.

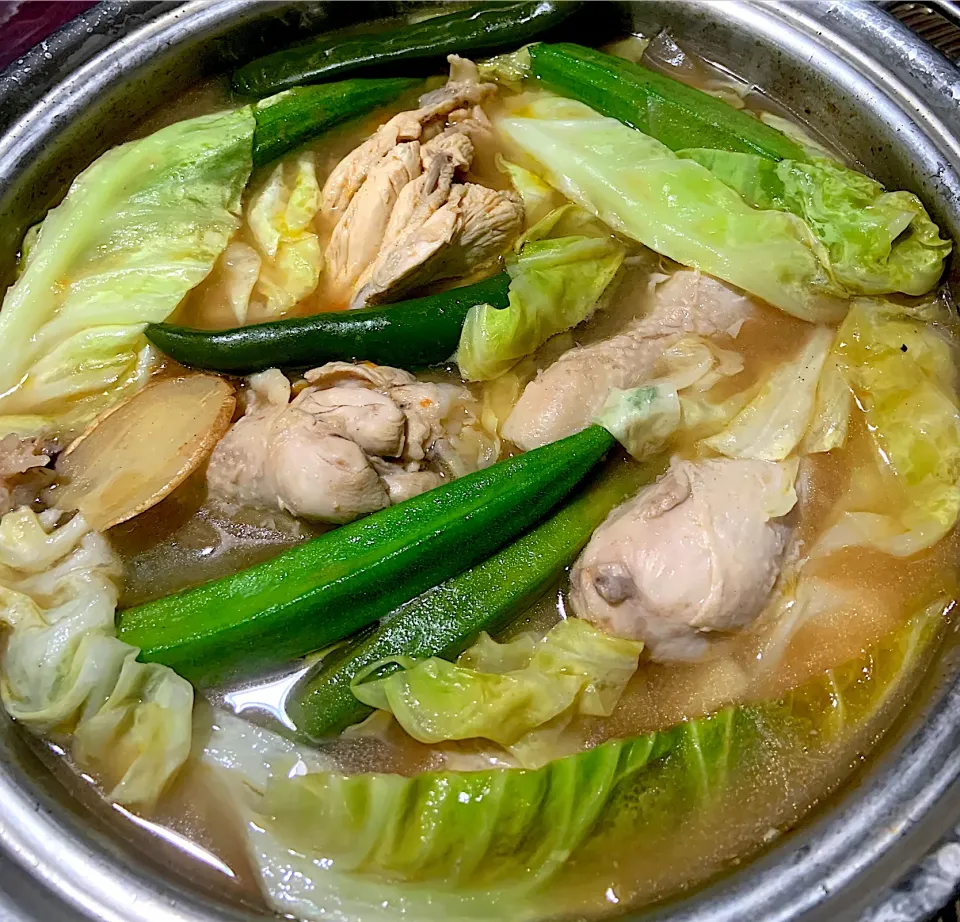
[1,2,960,920]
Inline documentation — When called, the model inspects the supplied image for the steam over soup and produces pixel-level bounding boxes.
[0,7,956,921]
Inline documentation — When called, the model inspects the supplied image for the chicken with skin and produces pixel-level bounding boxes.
[570,458,797,661]
[207,363,494,524]
[503,271,757,450]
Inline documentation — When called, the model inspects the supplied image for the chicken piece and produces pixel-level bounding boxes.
[371,136,467,267]
[503,271,756,450]
[0,435,51,479]
[325,141,421,293]
[294,387,406,458]
[351,183,523,308]
[421,129,474,171]
[208,363,494,524]
[452,185,526,273]
[570,458,796,661]
[303,361,415,390]
[416,71,496,121]
[370,457,444,504]
[390,381,468,462]
[303,361,465,463]
[321,72,495,217]
[447,54,482,84]
[442,104,498,184]
[268,423,389,524]
[322,57,519,310]
[447,104,495,153]
[207,374,389,524]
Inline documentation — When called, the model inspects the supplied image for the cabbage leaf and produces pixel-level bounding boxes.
[478,47,533,90]
[0,108,255,439]
[599,336,747,457]
[0,508,193,807]
[802,355,852,454]
[497,96,847,323]
[758,113,838,161]
[243,150,322,322]
[499,158,560,228]
[351,619,642,766]
[457,221,625,381]
[705,325,835,460]
[679,148,950,298]
[597,384,681,460]
[228,600,945,922]
[816,298,960,556]
[192,150,323,328]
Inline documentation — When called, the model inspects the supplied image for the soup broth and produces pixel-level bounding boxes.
[0,16,956,922]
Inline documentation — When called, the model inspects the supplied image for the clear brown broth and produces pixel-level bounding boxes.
[35,34,960,921]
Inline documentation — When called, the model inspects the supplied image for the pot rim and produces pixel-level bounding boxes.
[1,3,960,921]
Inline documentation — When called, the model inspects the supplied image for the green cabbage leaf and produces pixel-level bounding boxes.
[222,599,945,922]
[457,208,625,381]
[597,384,681,460]
[0,108,255,439]
[496,96,847,323]
[351,619,643,766]
[816,298,960,557]
[0,508,193,807]
[679,148,950,298]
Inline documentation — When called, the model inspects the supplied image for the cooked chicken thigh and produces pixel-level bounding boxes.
[503,271,756,450]
[570,458,797,661]
[322,57,522,309]
[207,364,492,525]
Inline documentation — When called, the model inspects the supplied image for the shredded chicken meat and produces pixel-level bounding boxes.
[322,56,523,309]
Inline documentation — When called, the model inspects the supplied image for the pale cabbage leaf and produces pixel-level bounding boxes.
[245,151,323,321]
[599,334,747,458]
[758,113,839,161]
[497,96,847,323]
[0,108,255,440]
[816,298,960,556]
[499,158,560,228]
[705,326,835,460]
[457,226,625,381]
[0,508,193,807]
[597,384,681,460]
[660,335,745,392]
[350,618,643,767]
[801,355,852,454]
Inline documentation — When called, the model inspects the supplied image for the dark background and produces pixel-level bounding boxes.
[0,2,97,71]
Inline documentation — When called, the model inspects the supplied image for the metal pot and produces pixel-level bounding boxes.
[1,2,959,920]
